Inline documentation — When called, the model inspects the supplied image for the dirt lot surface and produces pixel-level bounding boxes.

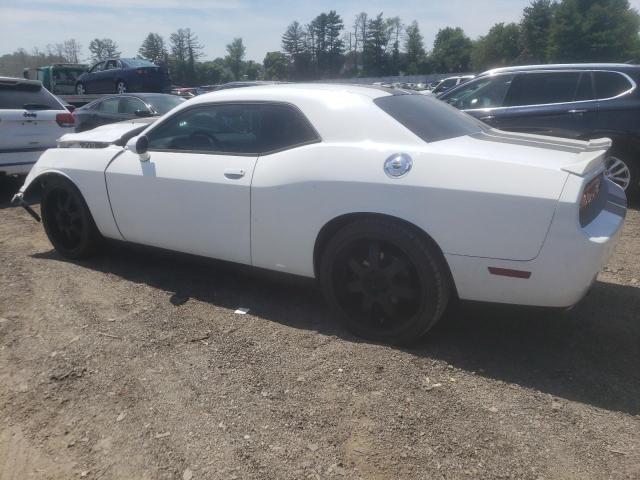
[1,176,639,480]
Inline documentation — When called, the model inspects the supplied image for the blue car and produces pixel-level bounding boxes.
[75,58,171,95]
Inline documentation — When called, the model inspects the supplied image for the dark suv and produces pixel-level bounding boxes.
[439,64,640,200]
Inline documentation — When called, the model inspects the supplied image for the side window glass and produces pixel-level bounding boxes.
[90,62,105,73]
[507,72,580,106]
[119,97,146,114]
[443,75,514,110]
[575,72,595,101]
[147,103,318,154]
[255,104,318,153]
[594,72,632,99]
[98,98,119,114]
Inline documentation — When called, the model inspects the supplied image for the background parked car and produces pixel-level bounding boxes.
[438,63,640,199]
[427,75,475,95]
[73,93,185,132]
[0,77,74,176]
[75,58,171,95]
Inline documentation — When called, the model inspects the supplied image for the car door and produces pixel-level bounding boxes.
[439,74,515,128]
[104,103,261,264]
[84,62,105,93]
[102,60,120,92]
[93,97,122,128]
[497,71,598,139]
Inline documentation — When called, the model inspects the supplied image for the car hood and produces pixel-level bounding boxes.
[59,118,155,146]
[436,128,611,177]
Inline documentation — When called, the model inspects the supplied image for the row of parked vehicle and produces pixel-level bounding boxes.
[2,62,640,201]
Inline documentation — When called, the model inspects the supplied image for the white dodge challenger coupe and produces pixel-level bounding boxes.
[14,84,626,344]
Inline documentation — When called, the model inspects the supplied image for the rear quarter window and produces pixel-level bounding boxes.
[594,72,633,99]
[0,82,63,110]
[374,94,486,143]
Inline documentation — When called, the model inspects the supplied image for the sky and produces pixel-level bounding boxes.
[2,0,640,63]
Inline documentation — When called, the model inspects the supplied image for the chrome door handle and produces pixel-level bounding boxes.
[224,169,246,179]
[568,109,588,114]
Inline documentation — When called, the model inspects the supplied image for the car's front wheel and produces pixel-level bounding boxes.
[75,82,85,94]
[41,177,102,259]
[319,218,451,344]
[116,81,127,94]
[605,151,639,201]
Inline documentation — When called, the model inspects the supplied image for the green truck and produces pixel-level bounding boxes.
[23,63,88,95]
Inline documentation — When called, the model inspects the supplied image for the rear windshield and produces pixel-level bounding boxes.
[374,93,486,143]
[0,83,64,110]
[145,94,185,114]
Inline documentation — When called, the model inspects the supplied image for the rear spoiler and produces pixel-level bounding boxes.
[561,138,611,176]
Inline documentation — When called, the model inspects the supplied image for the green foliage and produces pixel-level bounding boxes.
[139,33,168,65]
[169,28,203,86]
[225,38,246,81]
[263,51,289,80]
[521,0,554,63]
[548,0,640,62]
[88,38,120,63]
[404,21,425,73]
[430,27,473,73]
[472,23,522,70]
[196,58,232,85]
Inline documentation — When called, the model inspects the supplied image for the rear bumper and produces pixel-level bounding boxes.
[0,149,47,175]
[447,177,626,308]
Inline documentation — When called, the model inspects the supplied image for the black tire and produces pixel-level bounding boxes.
[319,218,451,344]
[41,176,102,259]
[607,149,639,202]
[75,82,85,94]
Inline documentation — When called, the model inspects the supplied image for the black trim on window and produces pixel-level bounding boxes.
[144,101,322,156]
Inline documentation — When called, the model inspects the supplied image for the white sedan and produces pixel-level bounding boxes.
[14,84,626,344]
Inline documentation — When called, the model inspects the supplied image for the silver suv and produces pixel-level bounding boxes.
[0,77,74,176]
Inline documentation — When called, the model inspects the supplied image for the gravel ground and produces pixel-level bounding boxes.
[0,176,639,480]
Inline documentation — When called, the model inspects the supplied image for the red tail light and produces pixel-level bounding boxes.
[56,112,75,127]
[580,175,603,210]
[136,69,148,75]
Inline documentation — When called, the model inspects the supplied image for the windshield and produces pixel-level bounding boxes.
[123,59,156,68]
[145,94,185,114]
[374,93,487,143]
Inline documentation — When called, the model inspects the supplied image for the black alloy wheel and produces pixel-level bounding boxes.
[320,219,450,344]
[41,177,102,258]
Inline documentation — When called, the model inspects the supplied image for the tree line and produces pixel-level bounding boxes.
[1,0,639,85]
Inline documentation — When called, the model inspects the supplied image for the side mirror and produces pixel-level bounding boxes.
[126,134,150,160]
[134,109,152,117]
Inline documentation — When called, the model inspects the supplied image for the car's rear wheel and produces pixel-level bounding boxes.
[41,177,102,259]
[116,81,127,94]
[75,83,85,94]
[605,151,639,201]
[319,219,451,344]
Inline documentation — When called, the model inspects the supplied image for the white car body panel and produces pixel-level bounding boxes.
[18,84,625,308]
[105,150,256,264]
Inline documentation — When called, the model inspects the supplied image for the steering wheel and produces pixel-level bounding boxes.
[189,129,220,149]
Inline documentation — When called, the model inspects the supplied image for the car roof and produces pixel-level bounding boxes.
[187,83,400,105]
[0,76,42,88]
[481,63,640,76]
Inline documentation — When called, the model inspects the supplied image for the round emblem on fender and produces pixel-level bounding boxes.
[384,153,413,178]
